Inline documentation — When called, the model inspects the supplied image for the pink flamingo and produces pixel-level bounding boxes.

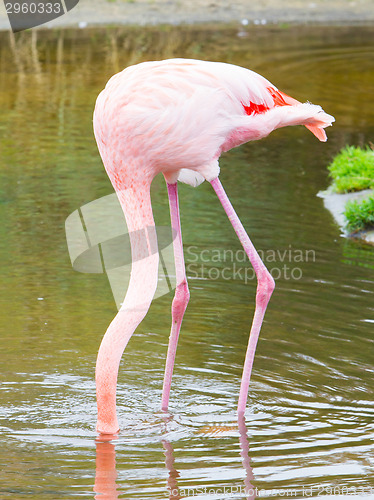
[93,58,334,434]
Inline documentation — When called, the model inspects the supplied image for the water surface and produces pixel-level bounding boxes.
[0,24,373,499]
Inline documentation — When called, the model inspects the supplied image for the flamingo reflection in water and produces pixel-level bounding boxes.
[94,415,256,499]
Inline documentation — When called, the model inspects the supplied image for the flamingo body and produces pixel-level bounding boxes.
[94,58,332,188]
[93,58,334,434]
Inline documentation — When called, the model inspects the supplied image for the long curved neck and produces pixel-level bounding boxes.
[96,178,159,434]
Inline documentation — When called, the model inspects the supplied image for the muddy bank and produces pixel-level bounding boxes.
[1,0,374,31]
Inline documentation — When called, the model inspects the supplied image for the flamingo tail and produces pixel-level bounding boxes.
[273,89,334,142]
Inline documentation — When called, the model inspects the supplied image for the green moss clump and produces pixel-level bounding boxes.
[328,145,374,193]
[344,195,374,233]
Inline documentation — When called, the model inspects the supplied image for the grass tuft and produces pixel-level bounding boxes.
[327,145,374,193]
[344,195,374,233]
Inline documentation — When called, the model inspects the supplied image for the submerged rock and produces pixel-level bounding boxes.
[318,188,374,245]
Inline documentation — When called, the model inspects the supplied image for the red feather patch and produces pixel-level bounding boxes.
[242,87,297,116]
[242,101,269,116]
[267,87,299,107]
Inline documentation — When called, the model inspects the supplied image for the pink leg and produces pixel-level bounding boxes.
[161,182,190,411]
[210,177,275,414]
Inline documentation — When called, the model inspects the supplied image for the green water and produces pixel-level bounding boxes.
[0,24,373,499]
